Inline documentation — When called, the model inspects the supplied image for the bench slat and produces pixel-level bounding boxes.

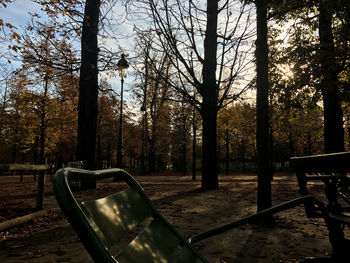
[338,187,350,204]
[328,212,350,225]
[176,246,203,263]
[80,186,152,248]
[114,218,181,263]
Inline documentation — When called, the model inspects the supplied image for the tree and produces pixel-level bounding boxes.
[268,26,324,158]
[170,97,192,174]
[134,30,173,172]
[0,0,21,44]
[135,0,255,189]
[269,0,348,154]
[3,71,35,163]
[36,0,125,171]
[76,0,101,170]
[53,73,79,168]
[218,103,256,172]
[191,104,199,180]
[18,20,80,165]
[255,0,273,213]
[318,0,344,153]
[97,82,119,168]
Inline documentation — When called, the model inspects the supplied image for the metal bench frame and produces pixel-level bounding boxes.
[291,152,350,262]
[53,168,326,262]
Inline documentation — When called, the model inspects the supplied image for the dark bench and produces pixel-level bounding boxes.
[291,152,350,262]
[53,168,326,262]
[0,164,52,210]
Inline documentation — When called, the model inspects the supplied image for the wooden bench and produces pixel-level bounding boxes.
[53,168,326,262]
[291,152,350,262]
[0,164,52,210]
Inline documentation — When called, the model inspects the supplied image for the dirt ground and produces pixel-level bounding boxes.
[0,172,343,263]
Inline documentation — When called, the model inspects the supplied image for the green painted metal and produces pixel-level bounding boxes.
[53,168,208,263]
[53,168,327,262]
[338,187,350,204]
[189,195,325,244]
[291,152,350,261]
[176,246,203,263]
[115,218,180,262]
[80,187,152,248]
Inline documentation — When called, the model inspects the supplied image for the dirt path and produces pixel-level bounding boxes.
[0,172,338,262]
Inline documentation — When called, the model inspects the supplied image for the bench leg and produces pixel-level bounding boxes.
[327,219,350,262]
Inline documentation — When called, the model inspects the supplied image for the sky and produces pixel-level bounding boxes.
[0,0,138,102]
[0,0,45,71]
[0,0,258,106]
[1,0,44,29]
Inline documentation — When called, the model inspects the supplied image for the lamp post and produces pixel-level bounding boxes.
[116,54,129,169]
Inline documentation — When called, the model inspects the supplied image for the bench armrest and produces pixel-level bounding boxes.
[189,195,325,244]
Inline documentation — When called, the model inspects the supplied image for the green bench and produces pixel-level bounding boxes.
[291,152,350,262]
[53,168,326,262]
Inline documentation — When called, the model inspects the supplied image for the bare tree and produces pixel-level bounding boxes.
[76,0,101,172]
[133,0,255,189]
[255,0,273,218]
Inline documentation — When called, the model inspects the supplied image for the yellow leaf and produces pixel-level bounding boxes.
[5,23,15,29]
[63,12,66,17]
[13,32,21,40]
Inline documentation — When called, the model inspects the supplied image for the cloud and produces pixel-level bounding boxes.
[1,0,43,29]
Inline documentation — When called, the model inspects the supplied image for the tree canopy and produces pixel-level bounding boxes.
[0,0,349,192]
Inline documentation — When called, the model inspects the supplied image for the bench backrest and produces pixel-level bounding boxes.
[291,152,350,218]
[53,168,208,263]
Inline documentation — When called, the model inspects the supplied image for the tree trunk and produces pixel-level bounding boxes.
[192,121,197,181]
[256,0,273,212]
[225,129,229,175]
[12,141,17,163]
[288,132,295,157]
[97,135,102,169]
[319,1,344,153]
[201,0,219,190]
[141,113,146,173]
[141,52,149,175]
[40,75,49,165]
[107,143,111,168]
[201,102,218,189]
[182,144,187,175]
[76,0,101,171]
[148,138,156,173]
[217,139,221,174]
[141,110,149,174]
[36,75,49,210]
[317,5,346,258]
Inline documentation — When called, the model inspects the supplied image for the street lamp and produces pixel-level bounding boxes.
[116,54,129,169]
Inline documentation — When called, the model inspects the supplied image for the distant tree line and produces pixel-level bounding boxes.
[0,0,349,191]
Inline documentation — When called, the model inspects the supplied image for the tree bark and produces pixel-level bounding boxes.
[40,74,49,165]
[319,0,344,153]
[256,0,273,212]
[148,138,156,173]
[201,0,219,190]
[225,129,229,175]
[192,121,197,181]
[182,115,187,175]
[76,0,101,171]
